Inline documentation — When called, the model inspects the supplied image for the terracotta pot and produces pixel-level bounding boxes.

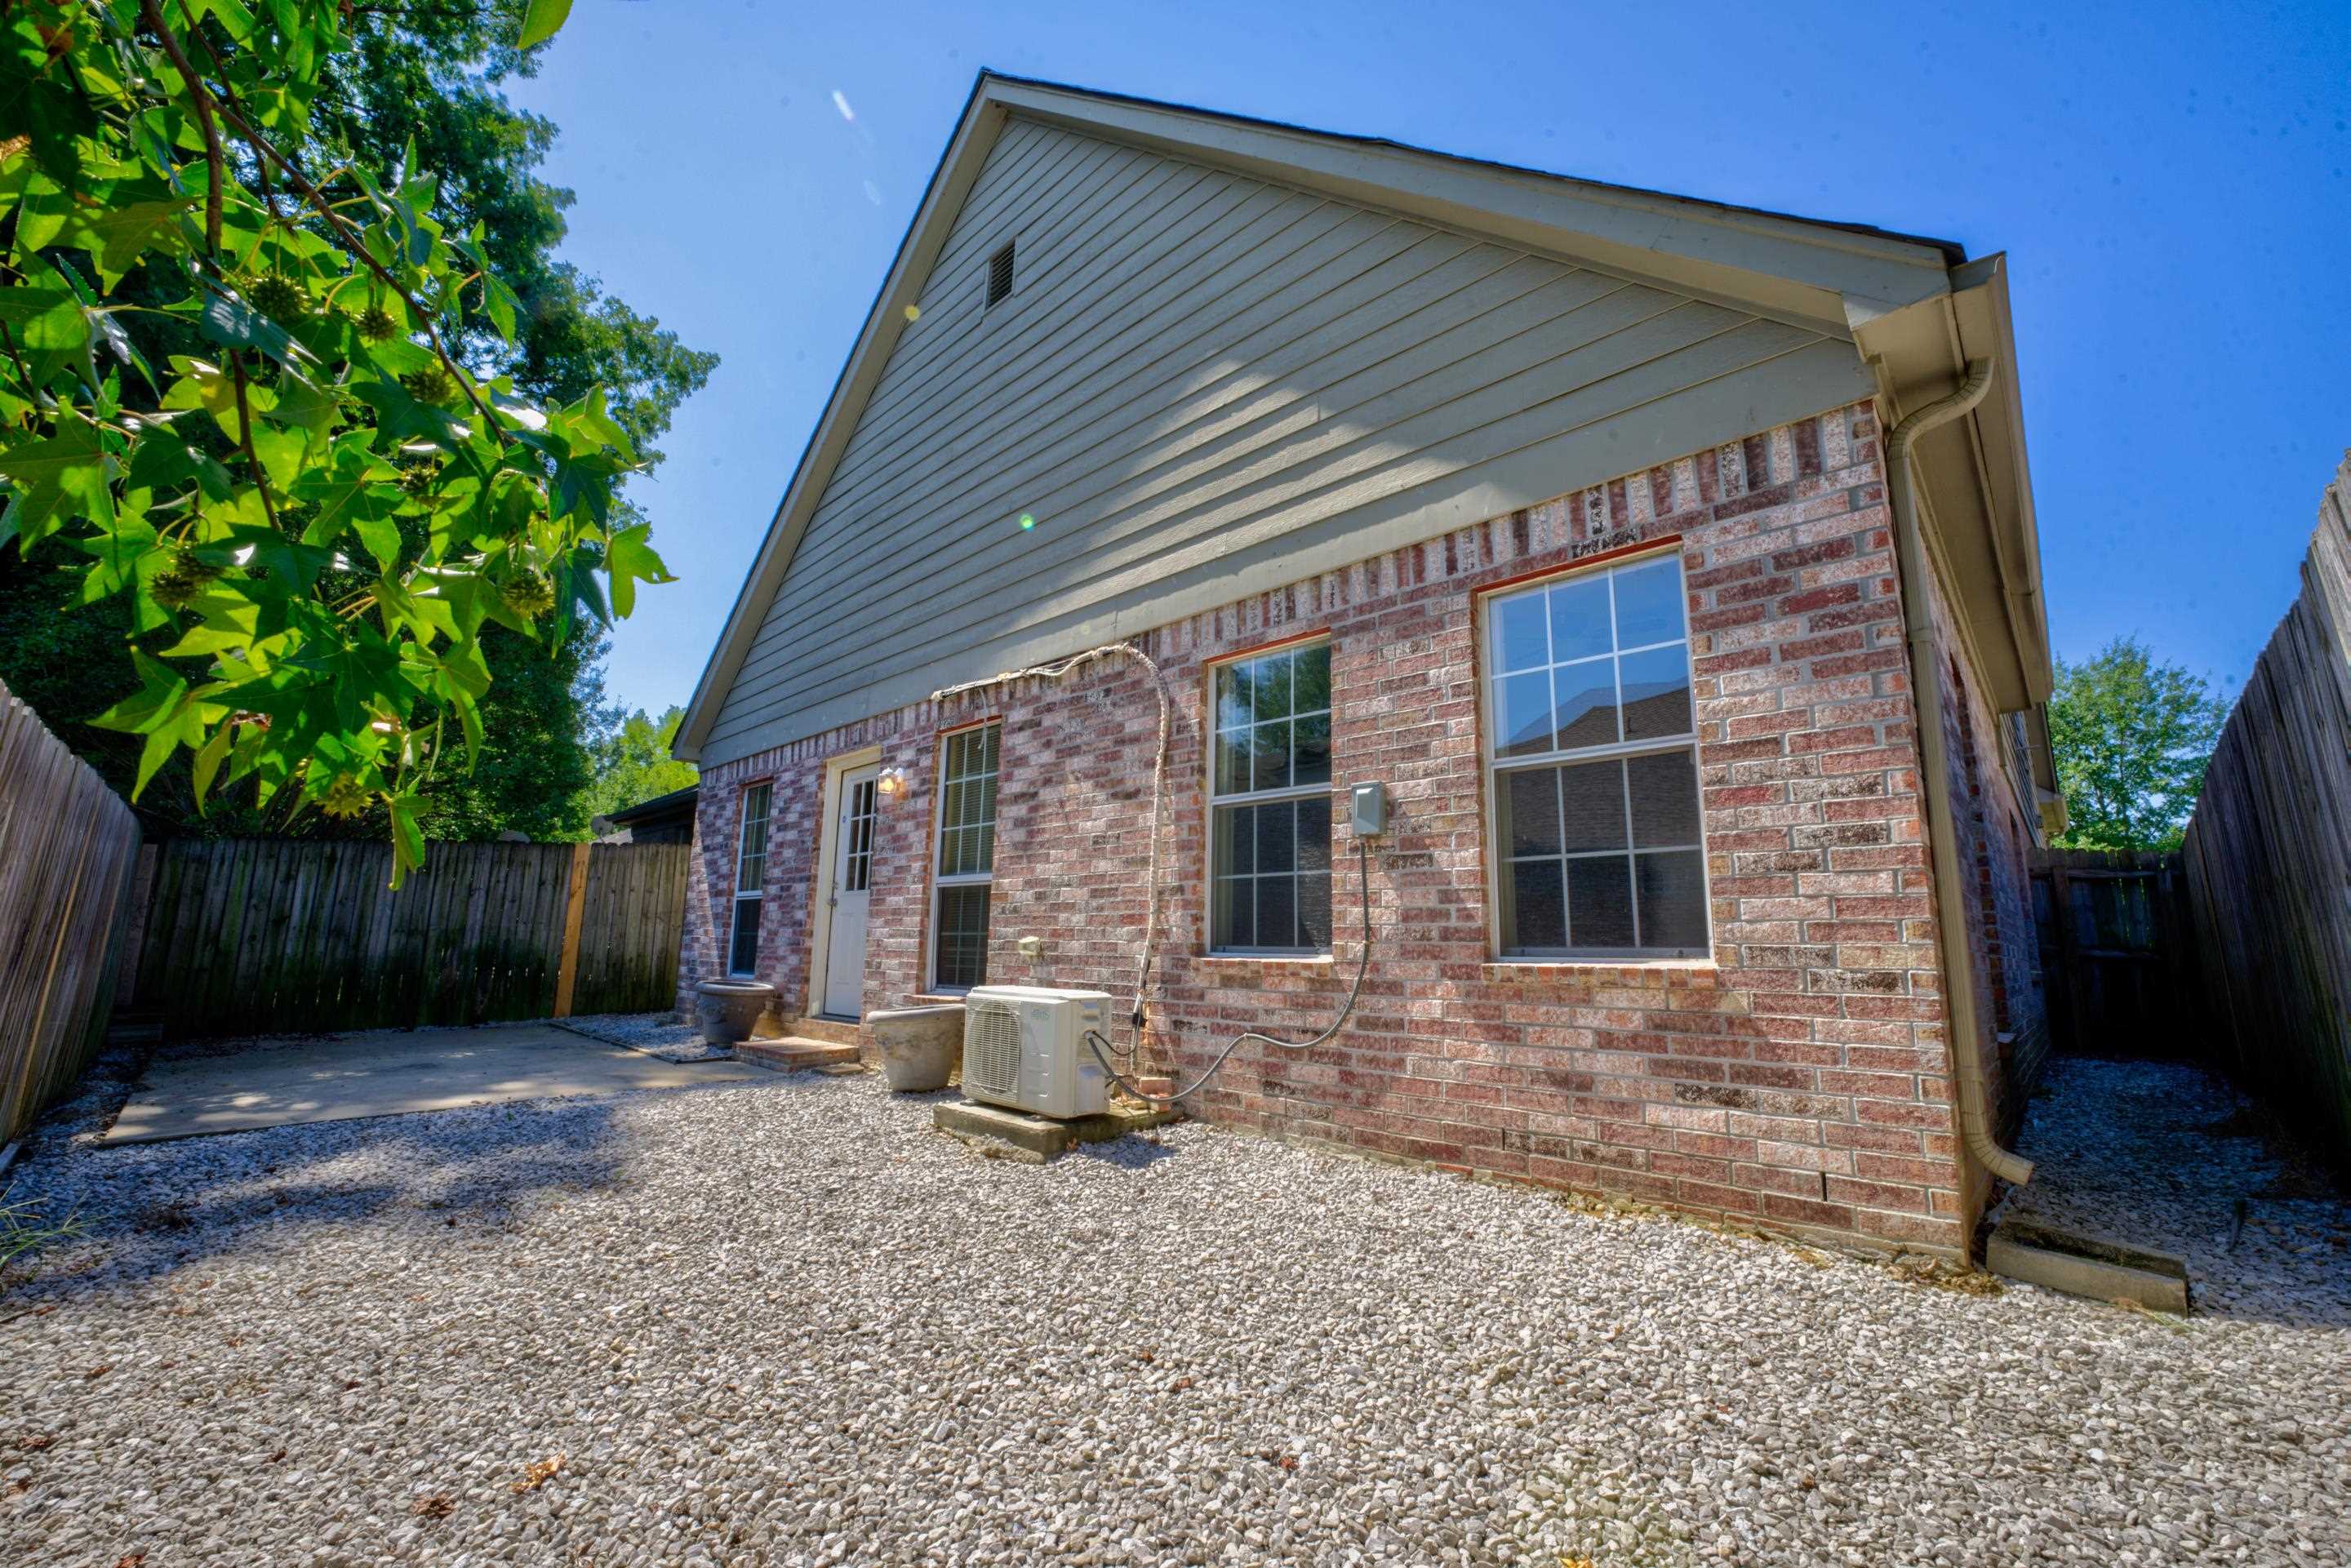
[695,978,777,1045]
[868,1003,965,1091]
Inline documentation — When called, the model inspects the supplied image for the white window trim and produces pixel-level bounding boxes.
[725,781,772,979]
[1206,637,1335,958]
[1480,548,1714,962]
[927,722,1000,994]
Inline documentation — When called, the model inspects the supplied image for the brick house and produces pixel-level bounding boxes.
[673,76,2062,1259]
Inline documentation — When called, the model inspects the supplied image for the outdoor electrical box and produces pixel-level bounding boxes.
[1350,781,1388,837]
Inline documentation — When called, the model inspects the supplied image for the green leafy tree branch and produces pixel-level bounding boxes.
[0,0,664,882]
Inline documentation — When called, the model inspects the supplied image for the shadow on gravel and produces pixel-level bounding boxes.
[0,1078,814,1300]
[1073,1135,1181,1171]
[2002,1055,2351,1330]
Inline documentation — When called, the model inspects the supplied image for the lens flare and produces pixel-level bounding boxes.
[903,304,920,322]
[1018,513,1036,531]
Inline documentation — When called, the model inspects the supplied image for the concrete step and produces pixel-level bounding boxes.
[785,1015,861,1048]
[736,1037,861,1073]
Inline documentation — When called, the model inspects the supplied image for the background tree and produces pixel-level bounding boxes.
[0,0,713,846]
[2048,635,2231,852]
[0,0,692,880]
[580,704,696,824]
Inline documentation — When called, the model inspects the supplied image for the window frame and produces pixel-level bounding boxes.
[1477,545,1713,962]
[725,780,773,979]
[927,718,1001,994]
[1204,633,1336,958]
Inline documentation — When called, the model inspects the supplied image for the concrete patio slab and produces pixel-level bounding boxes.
[100,1024,769,1144]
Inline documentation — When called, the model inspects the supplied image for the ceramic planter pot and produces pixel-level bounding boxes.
[695,978,776,1045]
[868,1003,965,1091]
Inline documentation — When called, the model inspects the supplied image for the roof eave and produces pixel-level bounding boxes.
[984,75,1960,340]
[1855,254,2053,717]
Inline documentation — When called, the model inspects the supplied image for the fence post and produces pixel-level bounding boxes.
[552,841,593,1019]
[2047,856,2078,1053]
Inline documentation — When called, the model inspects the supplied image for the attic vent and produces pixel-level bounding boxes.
[985,241,1015,308]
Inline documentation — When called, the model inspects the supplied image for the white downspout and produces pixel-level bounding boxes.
[1883,358,2035,1190]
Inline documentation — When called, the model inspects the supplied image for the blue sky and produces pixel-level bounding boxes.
[504,0,2350,720]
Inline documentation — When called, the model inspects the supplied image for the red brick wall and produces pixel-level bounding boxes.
[1924,566,2051,1169]
[690,401,2001,1255]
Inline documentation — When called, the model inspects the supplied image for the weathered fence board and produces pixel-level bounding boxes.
[0,677,143,1146]
[574,840,692,1018]
[2029,848,2199,1058]
[2182,451,2351,1163]
[127,838,690,1037]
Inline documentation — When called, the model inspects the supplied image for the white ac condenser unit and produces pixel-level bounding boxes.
[960,985,1113,1119]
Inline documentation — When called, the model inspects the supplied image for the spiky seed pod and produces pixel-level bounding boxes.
[398,460,439,497]
[357,305,398,342]
[151,557,203,609]
[149,552,222,610]
[318,772,371,820]
[399,364,456,405]
[247,273,308,321]
[501,570,556,620]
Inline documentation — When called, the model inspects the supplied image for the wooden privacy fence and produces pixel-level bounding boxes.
[2181,450,2351,1162]
[126,838,691,1038]
[1,677,143,1148]
[2029,849,2200,1059]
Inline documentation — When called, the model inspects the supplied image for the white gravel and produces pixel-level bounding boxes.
[2,1055,2346,1566]
[1996,1055,2349,1326]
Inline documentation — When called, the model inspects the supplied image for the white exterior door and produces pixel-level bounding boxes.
[820,766,879,1018]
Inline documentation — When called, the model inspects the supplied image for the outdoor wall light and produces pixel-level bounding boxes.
[876,766,909,799]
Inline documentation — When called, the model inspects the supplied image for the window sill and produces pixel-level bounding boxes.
[1193,952,1335,975]
[1482,958,1722,990]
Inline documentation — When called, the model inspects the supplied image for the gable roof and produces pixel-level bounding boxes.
[602,783,698,827]
[677,72,2041,761]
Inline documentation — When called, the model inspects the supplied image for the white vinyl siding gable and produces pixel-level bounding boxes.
[700,118,1869,766]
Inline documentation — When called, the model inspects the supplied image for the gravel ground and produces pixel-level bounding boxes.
[1995,1055,2350,1326]
[554,1012,731,1064]
[2,1056,2346,1567]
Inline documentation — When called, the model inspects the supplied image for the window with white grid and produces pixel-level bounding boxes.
[1484,553,1709,957]
[727,782,771,976]
[931,722,999,990]
[1209,641,1333,954]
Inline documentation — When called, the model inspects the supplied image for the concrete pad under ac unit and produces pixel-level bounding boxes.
[935,1098,1179,1159]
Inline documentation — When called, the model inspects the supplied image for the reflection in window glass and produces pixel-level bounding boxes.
[1485,554,1708,956]
[931,722,1000,989]
[727,783,771,977]
[1211,642,1335,953]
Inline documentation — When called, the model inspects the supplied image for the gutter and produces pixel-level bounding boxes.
[1883,358,2035,1190]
